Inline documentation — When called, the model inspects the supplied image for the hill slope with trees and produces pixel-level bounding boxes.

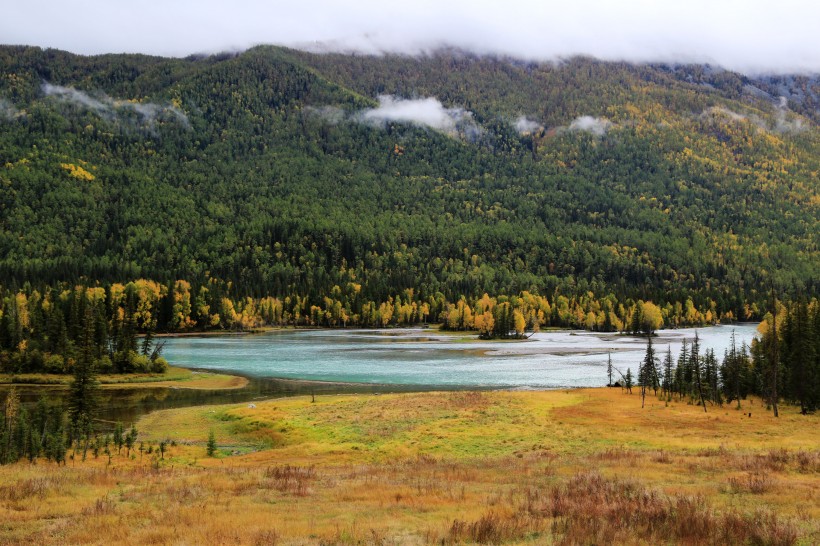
[0,45,817,329]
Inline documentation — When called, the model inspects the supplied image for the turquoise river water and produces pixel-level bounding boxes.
[161,324,759,389]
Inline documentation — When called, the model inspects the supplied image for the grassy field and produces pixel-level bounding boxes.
[0,388,817,545]
[0,366,248,390]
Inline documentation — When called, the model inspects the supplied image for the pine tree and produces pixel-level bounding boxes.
[607,352,613,387]
[113,422,124,454]
[768,288,780,417]
[68,305,99,455]
[704,349,722,406]
[676,340,689,400]
[207,429,217,457]
[662,345,674,400]
[125,425,138,457]
[783,298,817,414]
[639,335,656,408]
[691,332,707,412]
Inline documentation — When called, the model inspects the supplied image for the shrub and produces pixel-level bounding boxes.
[44,354,65,374]
[96,355,113,374]
[150,356,168,373]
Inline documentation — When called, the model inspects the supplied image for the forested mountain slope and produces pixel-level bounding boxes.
[0,45,817,318]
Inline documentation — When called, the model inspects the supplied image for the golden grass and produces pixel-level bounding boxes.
[1,388,817,545]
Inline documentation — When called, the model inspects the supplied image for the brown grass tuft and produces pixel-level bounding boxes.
[82,495,116,516]
[253,528,280,546]
[726,472,775,494]
[263,465,316,496]
[446,511,533,545]
[0,475,68,502]
[795,450,820,473]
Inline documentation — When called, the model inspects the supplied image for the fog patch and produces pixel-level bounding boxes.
[701,106,747,123]
[0,99,21,121]
[42,82,188,128]
[513,116,542,134]
[43,83,113,117]
[305,105,346,124]
[773,96,805,133]
[356,95,482,139]
[701,102,804,134]
[567,116,612,136]
[126,101,189,127]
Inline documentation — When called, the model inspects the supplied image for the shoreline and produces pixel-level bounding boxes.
[0,366,249,391]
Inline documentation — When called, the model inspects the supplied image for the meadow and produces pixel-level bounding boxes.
[0,388,817,545]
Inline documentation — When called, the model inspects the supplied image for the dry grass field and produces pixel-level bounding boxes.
[1,388,817,545]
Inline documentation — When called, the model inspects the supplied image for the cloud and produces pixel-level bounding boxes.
[3,1,820,74]
[701,106,747,123]
[42,83,188,127]
[513,116,542,135]
[305,105,346,124]
[773,96,805,133]
[43,83,113,117]
[0,99,20,120]
[700,101,805,134]
[127,102,189,126]
[356,95,482,138]
[567,116,612,136]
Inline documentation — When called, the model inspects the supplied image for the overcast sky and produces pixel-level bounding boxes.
[3,1,819,74]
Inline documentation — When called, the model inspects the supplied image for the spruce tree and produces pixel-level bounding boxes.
[676,340,689,400]
[639,335,656,408]
[691,332,707,412]
[68,305,99,455]
[113,422,124,454]
[207,429,217,457]
[662,345,674,400]
[607,352,613,387]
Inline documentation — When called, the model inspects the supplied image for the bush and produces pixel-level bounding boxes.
[25,349,45,373]
[43,354,65,374]
[150,356,168,373]
[96,355,113,374]
[131,353,152,373]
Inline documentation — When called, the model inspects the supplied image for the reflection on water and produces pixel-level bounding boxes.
[2,377,438,427]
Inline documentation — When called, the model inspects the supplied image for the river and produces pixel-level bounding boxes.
[161,323,759,388]
[5,324,759,424]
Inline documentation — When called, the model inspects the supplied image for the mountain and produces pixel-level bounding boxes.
[0,45,817,318]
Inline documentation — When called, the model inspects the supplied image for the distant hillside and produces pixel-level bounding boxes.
[0,45,817,317]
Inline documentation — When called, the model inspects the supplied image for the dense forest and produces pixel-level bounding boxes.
[0,45,818,338]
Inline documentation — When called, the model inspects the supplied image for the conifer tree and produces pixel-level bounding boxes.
[68,305,99,457]
[639,335,656,408]
[676,340,689,400]
[662,345,674,400]
[691,333,707,412]
[607,352,613,387]
[721,331,743,409]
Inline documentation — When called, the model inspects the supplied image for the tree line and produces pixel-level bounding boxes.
[629,298,819,415]
[1,279,729,374]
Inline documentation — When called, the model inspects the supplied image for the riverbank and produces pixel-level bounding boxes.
[0,366,248,390]
[1,388,816,544]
